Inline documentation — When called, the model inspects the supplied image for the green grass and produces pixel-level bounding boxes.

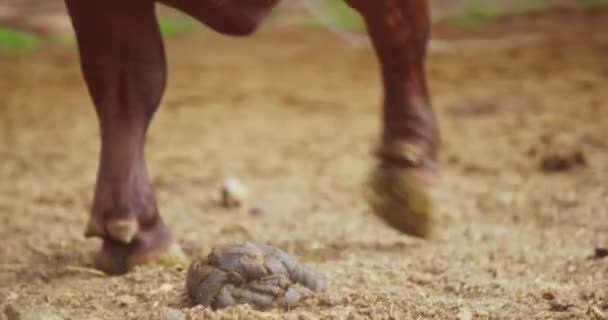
[451,0,555,30]
[512,0,551,15]
[321,0,364,31]
[580,0,608,8]
[451,2,501,29]
[0,27,44,55]
[304,0,365,31]
[158,17,198,36]
[0,16,197,55]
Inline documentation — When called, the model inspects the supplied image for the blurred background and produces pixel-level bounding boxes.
[1,1,607,319]
[0,0,606,51]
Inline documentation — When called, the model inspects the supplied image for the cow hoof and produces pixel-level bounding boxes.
[366,162,437,238]
[94,221,188,275]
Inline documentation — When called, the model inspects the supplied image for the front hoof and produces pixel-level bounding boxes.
[366,162,437,238]
[94,221,187,275]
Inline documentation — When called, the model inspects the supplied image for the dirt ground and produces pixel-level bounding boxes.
[1,9,608,320]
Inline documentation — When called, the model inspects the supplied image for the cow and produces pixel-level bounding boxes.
[64,0,439,274]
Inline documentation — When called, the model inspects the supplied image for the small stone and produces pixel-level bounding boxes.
[220,177,249,208]
[158,283,174,293]
[457,307,473,320]
[116,294,137,306]
[249,202,266,216]
[159,307,185,320]
[6,292,19,301]
[130,272,145,283]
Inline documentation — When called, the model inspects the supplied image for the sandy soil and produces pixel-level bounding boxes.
[1,10,607,320]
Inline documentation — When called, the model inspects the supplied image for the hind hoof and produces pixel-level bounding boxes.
[366,162,437,238]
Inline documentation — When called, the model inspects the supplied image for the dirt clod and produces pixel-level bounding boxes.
[3,304,21,320]
[186,242,327,310]
[592,247,608,260]
[540,151,586,173]
[542,291,556,300]
[549,300,574,312]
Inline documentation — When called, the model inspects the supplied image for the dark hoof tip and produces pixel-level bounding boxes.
[95,242,187,275]
[93,222,187,275]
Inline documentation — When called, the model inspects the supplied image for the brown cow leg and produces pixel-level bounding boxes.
[65,0,182,274]
[159,0,280,36]
[347,0,439,237]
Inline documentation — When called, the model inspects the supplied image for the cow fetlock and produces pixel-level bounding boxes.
[85,186,154,246]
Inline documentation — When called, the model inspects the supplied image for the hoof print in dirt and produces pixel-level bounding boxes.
[186,242,327,310]
[540,151,586,173]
